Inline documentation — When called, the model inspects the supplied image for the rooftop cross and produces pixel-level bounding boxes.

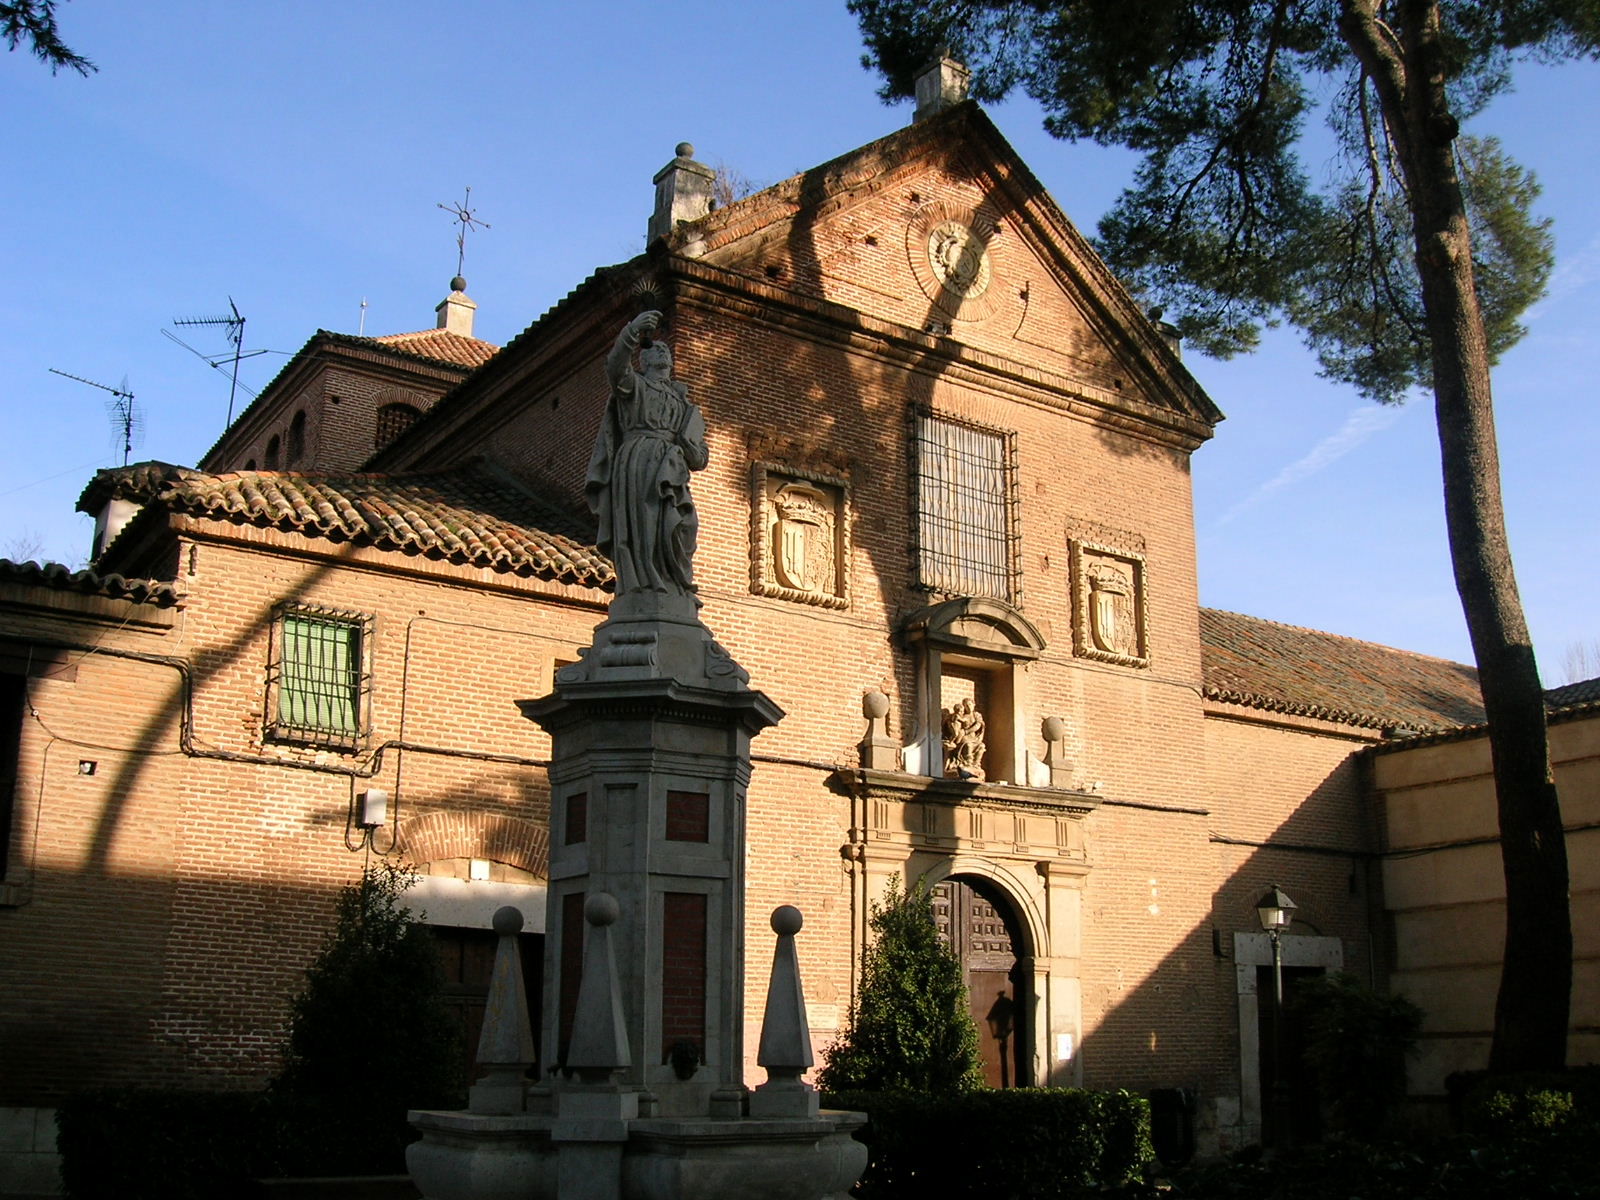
[436,186,490,281]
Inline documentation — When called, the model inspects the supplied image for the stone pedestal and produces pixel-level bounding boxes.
[520,595,781,1119]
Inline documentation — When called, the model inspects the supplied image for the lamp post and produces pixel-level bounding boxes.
[1256,886,1296,1149]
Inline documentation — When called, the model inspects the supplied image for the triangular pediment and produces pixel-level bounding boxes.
[670,104,1220,430]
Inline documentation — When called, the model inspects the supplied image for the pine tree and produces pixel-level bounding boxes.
[819,876,984,1093]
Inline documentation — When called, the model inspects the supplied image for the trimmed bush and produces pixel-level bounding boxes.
[57,1089,281,1199]
[1454,1067,1600,1139]
[818,876,983,1093]
[825,1087,1152,1198]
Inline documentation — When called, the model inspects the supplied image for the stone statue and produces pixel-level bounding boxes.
[585,311,708,595]
[941,697,986,780]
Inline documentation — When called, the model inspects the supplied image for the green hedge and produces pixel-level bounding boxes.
[56,1088,417,1199]
[824,1088,1152,1199]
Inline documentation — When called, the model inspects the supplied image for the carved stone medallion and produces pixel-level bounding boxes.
[926,220,992,300]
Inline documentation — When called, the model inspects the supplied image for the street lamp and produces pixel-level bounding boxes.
[1256,887,1296,1148]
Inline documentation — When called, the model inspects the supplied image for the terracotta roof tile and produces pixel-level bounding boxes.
[1547,676,1600,709]
[84,460,612,590]
[367,329,500,369]
[0,558,179,605]
[1199,608,1485,732]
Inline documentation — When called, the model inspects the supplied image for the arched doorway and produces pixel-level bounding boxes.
[932,876,1030,1087]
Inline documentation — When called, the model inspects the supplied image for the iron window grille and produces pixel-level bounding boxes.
[374,402,422,450]
[911,410,1020,602]
[267,605,372,749]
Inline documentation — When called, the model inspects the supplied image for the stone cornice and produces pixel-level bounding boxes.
[826,767,1101,817]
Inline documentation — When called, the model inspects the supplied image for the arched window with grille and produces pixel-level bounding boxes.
[375,402,422,450]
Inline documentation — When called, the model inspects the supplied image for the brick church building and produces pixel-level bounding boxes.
[2,61,1594,1183]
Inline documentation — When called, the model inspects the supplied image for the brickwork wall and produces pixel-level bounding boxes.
[213,357,462,476]
[0,540,605,1105]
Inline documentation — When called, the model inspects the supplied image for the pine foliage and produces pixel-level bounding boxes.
[819,876,984,1093]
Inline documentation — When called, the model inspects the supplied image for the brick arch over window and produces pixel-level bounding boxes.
[397,811,549,878]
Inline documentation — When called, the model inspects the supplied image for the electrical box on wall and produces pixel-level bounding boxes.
[356,788,389,828]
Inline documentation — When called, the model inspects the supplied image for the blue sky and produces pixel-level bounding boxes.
[2,1,1595,674]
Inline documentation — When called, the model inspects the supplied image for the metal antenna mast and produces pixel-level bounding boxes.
[437,186,490,280]
[171,297,267,430]
[50,369,140,466]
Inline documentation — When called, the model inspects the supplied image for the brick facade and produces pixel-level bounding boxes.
[0,100,1503,1166]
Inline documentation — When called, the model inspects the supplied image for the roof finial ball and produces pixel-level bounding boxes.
[451,275,467,293]
[771,904,803,936]
[676,142,695,160]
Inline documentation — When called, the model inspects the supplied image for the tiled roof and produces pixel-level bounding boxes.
[367,329,500,369]
[0,558,179,605]
[1199,608,1485,732]
[84,461,612,589]
[1547,676,1600,709]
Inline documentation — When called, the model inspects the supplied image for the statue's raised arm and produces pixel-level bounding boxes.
[585,312,707,597]
[607,310,660,392]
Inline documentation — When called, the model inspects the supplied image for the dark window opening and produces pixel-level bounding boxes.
[0,674,25,881]
[287,410,307,465]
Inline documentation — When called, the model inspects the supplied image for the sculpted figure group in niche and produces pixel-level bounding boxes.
[942,698,987,780]
[585,311,708,596]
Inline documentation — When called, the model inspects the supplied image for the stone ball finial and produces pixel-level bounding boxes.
[862,690,890,720]
[675,142,695,159]
[451,275,467,293]
[1042,715,1067,743]
[586,891,620,927]
[771,905,803,936]
[491,905,524,936]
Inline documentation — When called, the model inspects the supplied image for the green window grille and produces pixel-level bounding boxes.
[913,413,1018,602]
[271,608,369,746]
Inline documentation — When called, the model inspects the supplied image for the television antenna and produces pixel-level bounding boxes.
[168,297,272,430]
[49,369,142,466]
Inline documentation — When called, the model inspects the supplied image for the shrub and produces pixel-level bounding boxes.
[272,862,464,1173]
[1289,971,1421,1136]
[56,1090,281,1200]
[824,1087,1152,1198]
[817,876,983,1093]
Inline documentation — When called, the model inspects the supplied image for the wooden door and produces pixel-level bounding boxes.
[1256,964,1325,1145]
[932,878,1027,1088]
[430,926,544,1083]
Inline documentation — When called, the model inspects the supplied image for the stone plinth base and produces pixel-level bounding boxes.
[406,1112,554,1200]
[407,1109,865,1200]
